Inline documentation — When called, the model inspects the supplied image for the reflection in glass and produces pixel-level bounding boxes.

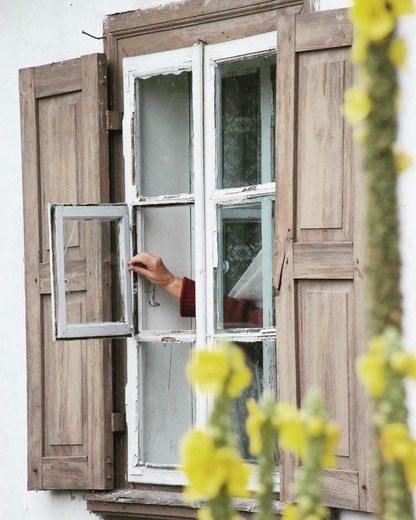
[217,198,274,330]
[218,55,275,189]
[137,205,194,331]
[139,342,193,465]
[227,340,276,461]
[63,218,122,324]
[136,72,192,197]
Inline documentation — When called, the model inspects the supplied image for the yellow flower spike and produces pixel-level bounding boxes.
[343,87,372,125]
[394,149,413,174]
[282,504,301,520]
[389,38,408,67]
[187,349,229,397]
[380,423,413,461]
[350,0,395,41]
[226,344,252,398]
[305,515,321,520]
[246,398,266,455]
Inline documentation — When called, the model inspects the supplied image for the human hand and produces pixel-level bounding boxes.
[128,251,183,300]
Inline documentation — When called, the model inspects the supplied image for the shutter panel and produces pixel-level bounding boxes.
[276,10,374,512]
[20,54,114,490]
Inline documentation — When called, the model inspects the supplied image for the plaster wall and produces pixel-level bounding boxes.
[0,0,414,519]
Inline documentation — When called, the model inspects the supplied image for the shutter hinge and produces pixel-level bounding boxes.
[111,411,126,432]
[106,110,123,131]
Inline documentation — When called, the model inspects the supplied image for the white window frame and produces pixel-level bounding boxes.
[48,203,133,340]
[123,32,278,486]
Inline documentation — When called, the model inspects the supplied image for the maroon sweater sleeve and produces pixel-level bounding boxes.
[180,277,262,327]
[180,277,196,317]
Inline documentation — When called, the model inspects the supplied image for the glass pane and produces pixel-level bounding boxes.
[139,342,193,465]
[137,205,194,331]
[217,198,274,330]
[136,72,192,197]
[218,55,275,189]
[62,218,124,324]
[219,340,276,461]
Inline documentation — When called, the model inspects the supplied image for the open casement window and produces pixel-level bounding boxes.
[49,203,133,340]
[20,55,114,490]
[123,34,277,484]
[276,10,375,512]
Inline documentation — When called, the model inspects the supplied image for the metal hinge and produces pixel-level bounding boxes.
[106,110,123,131]
[111,411,126,432]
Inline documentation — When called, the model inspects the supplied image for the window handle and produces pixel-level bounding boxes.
[148,283,160,307]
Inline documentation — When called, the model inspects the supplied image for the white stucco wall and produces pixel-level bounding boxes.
[0,0,414,519]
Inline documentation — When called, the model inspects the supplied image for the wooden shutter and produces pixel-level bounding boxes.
[20,54,114,490]
[275,10,374,512]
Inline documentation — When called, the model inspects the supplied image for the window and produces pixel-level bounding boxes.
[122,33,277,483]
[21,4,375,514]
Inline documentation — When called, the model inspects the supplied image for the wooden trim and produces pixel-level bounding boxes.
[295,9,352,51]
[34,58,82,98]
[104,0,301,36]
[86,490,286,519]
[301,0,316,13]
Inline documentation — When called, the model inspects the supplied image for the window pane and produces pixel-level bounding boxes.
[220,340,276,461]
[62,218,123,324]
[217,198,274,330]
[136,72,192,196]
[139,342,193,466]
[218,55,275,189]
[137,205,194,331]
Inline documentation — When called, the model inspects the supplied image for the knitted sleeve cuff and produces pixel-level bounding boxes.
[180,277,196,317]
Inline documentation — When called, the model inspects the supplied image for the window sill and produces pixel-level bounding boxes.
[85,489,286,519]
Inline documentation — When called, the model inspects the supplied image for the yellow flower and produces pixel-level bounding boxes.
[404,454,416,488]
[352,32,369,64]
[181,430,250,501]
[187,349,229,397]
[343,87,372,125]
[198,507,214,520]
[380,423,413,461]
[282,504,301,520]
[305,516,321,520]
[274,403,307,458]
[246,398,266,455]
[218,447,251,498]
[226,344,252,398]
[394,149,413,174]
[306,416,325,437]
[391,0,415,16]
[350,0,394,41]
[356,335,386,397]
[389,38,408,67]
[181,429,226,501]
[354,127,368,143]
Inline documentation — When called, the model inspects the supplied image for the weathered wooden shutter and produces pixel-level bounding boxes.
[276,10,374,512]
[20,54,114,490]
